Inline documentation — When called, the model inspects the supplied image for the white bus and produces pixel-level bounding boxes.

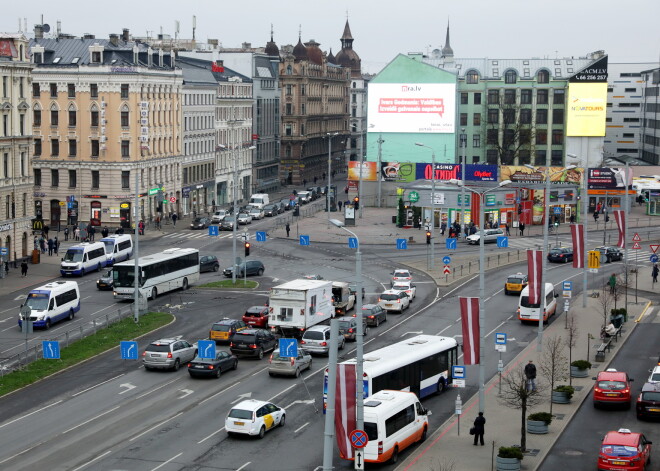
[112,248,199,301]
[324,335,458,410]
[517,282,558,323]
[101,234,133,265]
[60,242,108,276]
[19,281,80,329]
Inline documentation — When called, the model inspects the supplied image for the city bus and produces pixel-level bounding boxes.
[112,248,199,301]
[323,335,458,410]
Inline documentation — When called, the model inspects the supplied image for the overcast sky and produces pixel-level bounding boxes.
[4,0,659,73]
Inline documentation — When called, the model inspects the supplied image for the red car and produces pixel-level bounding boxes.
[597,428,652,470]
[242,306,269,329]
[593,368,634,409]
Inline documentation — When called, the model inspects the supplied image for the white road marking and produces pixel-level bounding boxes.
[0,400,63,429]
[0,441,41,466]
[485,321,508,338]
[295,423,310,433]
[69,450,112,471]
[199,382,241,405]
[136,377,181,399]
[435,324,453,336]
[346,338,374,355]
[129,412,183,442]
[198,427,225,444]
[268,383,297,401]
[72,374,125,397]
[236,462,251,471]
[251,366,268,376]
[150,452,183,471]
[63,406,121,434]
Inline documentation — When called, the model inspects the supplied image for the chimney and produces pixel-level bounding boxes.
[83,33,95,39]
[216,59,223,68]
[109,34,119,46]
[242,42,251,49]
[208,39,218,47]
[34,24,43,39]
[122,28,129,42]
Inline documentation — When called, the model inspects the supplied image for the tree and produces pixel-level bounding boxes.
[597,281,614,333]
[565,314,579,386]
[540,335,568,414]
[396,198,405,228]
[486,94,535,165]
[499,365,544,451]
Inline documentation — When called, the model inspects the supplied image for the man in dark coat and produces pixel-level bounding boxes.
[473,412,486,446]
[525,360,537,391]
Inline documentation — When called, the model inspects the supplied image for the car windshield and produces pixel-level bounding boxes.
[271,351,291,361]
[102,270,112,278]
[598,380,627,390]
[212,324,232,332]
[303,331,324,340]
[25,293,49,310]
[113,266,136,287]
[651,372,660,382]
[146,344,170,353]
[380,293,399,301]
[362,307,378,314]
[63,249,84,262]
[392,284,409,290]
[102,240,114,254]
[600,444,639,457]
[550,249,564,254]
[508,277,523,284]
[394,272,410,278]
[228,408,253,420]
[193,218,204,223]
[245,310,263,317]
[224,216,235,222]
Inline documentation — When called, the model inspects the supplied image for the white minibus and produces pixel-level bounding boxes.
[60,242,108,276]
[101,234,133,265]
[517,282,559,323]
[18,281,80,329]
[249,193,270,209]
[342,390,430,464]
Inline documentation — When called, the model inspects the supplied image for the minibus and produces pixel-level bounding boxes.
[517,282,558,323]
[60,242,108,276]
[101,234,133,265]
[19,281,80,329]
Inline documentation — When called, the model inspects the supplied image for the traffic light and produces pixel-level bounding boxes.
[517,204,522,215]
[353,196,359,210]
[244,242,251,256]
[426,231,431,244]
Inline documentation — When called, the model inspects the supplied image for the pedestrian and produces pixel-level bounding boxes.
[64,226,69,241]
[338,200,343,211]
[652,264,659,284]
[303,179,307,187]
[53,237,59,255]
[314,176,318,184]
[569,213,575,224]
[505,222,510,236]
[74,226,80,241]
[285,223,290,238]
[472,412,486,446]
[464,224,469,239]
[39,237,46,254]
[43,225,49,238]
[524,360,537,391]
[138,220,145,235]
[172,213,178,227]
[4,261,8,276]
[609,273,617,294]
[21,260,28,277]
[593,211,599,223]
[322,172,326,180]
[102,226,109,238]
[89,226,95,241]
[519,222,525,236]
[344,186,349,196]
[33,236,38,251]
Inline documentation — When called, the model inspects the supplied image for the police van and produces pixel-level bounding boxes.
[60,242,108,276]
[19,281,81,329]
[101,234,133,265]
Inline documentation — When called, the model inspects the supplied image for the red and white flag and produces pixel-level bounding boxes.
[614,210,626,249]
[335,363,356,459]
[571,224,584,268]
[527,250,543,305]
[459,297,480,365]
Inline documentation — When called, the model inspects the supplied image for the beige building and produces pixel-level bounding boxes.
[30,27,182,230]
[0,33,34,264]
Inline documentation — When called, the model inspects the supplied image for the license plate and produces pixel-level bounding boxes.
[234,421,244,426]
[193,365,204,369]
[385,304,392,307]
[611,461,626,465]
[606,393,618,397]
[649,408,660,412]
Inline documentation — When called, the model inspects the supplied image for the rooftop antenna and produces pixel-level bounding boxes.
[175,20,180,41]
[192,15,196,41]
[18,18,21,33]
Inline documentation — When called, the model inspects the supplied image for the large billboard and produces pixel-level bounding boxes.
[367,83,456,133]
[500,166,584,185]
[587,167,632,189]
[566,82,608,137]
[348,162,497,182]
[415,163,498,182]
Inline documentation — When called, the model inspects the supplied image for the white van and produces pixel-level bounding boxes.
[351,390,430,465]
[19,281,80,329]
[249,193,270,209]
[60,242,108,276]
[297,191,312,204]
[517,282,559,323]
[101,234,133,265]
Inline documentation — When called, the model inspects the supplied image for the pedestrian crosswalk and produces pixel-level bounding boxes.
[162,231,236,240]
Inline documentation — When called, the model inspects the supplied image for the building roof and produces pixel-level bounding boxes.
[305,39,323,65]
[441,23,453,57]
[327,47,335,64]
[341,20,353,41]
[177,55,251,84]
[292,36,308,61]
[264,26,279,58]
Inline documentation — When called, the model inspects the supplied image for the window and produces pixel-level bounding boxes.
[121,109,129,127]
[461,93,468,105]
[285,124,292,136]
[466,70,479,84]
[487,109,499,124]
[504,89,516,104]
[51,138,59,156]
[521,89,532,104]
[285,103,292,115]
[34,168,41,186]
[460,113,468,126]
[503,109,515,124]
[49,83,57,98]
[473,134,481,148]
[301,103,306,115]
[624,87,636,92]
[622,133,634,138]
[504,70,517,84]
[487,129,498,144]
[68,107,77,127]
[67,83,75,98]
[68,139,77,156]
[551,129,563,145]
[486,149,498,164]
[286,65,292,75]
[535,150,547,165]
[537,89,548,104]
[385,405,415,437]
[34,138,42,156]
[536,109,548,124]
[553,89,565,104]
[538,70,550,83]
[519,149,531,165]
[51,108,59,126]
[32,83,40,97]
[487,90,499,104]
[2,153,7,178]
[121,171,130,189]
[552,108,564,124]
[33,108,41,126]
[120,84,129,99]
[520,109,532,124]
[473,92,481,105]
[121,140,130,158]
[90,108,99,127]
[90,83,98,98]
[551,150,563,166]
[301,84,306,96]
[91,139,99,157]
[91,170,100,189]
[473,113,481,126]
[51,169,59,187]
[69,169,77,188]
[536,130,547,145]
[286,85,292,96]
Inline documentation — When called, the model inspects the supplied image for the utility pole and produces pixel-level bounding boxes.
[377,134,384,207]
[133,168,140,322]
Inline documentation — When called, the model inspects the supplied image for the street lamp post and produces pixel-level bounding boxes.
[415,143,436,269]
[449,178,511,413]
[327,132,338,214]
[461,129,466,236]
[567,153,589,308]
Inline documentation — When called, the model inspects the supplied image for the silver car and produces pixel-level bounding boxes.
[268,349,312,377]
[237,213,252,225]
[301,325,344,355]
[336,316,369,341]
[143,338,197,371]
[249,208,264,220]
[211,210,228,223]
[466,228,504,245]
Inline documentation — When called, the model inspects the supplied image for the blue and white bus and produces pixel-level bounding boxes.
[60,242,108,276]
[19,281,81,329]
[113,248,199,301]
[101,234,133,265]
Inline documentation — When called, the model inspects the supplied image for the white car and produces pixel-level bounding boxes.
[225,399,286,439]
[391,269,412,283]
[237,213,252,225]
[466,228,504,245]
[211,210,228,223]
[648,365,660,384]
[378,289,410,313]
[392,281,416,301]
[249,208,265,220]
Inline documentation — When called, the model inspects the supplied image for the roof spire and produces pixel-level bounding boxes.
[270,23,274,42]
[441,20,454,58]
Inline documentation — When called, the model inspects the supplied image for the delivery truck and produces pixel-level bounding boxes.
[268,279,334,337]
[332,281,356,315]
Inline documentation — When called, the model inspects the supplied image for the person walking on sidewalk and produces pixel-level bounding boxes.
[519,222,525,236]
[53,237,59,255]
[285,223,291,238]
[652,264,659,284]
[608,273,617,294]
[64,226,69,241]
[505,222,510,236]
[525,360,537,391]
[472,412,486,446]
[74,226,80,241]
[21,260,28,277]
[172,213,178,227]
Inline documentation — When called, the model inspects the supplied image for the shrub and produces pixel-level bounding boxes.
[553,385,575,399]
[498,446,524,460]
[527,412,553,425]
[571,360,592,370]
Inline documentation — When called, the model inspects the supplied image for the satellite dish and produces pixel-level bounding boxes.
[43,23,51,33]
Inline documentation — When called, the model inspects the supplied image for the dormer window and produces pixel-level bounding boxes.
[92,51,101,63]
[89,43,104,64]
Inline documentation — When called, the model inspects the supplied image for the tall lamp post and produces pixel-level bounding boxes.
[329,219,364,434]
[460,128,467,234]
[415,143,436,269]
[567,153,589,308]
[327,132,339,214]
[449,178,511,413]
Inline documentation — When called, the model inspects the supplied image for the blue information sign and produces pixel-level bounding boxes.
[446,238,457,250]
[396,238,408,250]
[562,281,573,291]
[452,365,465,379]
[651,254,659,263]
[208,226,219,236]
[554,207,562,215]
[442,256,451,264]
[279,338,298,358]
[497,236,509,248]
[197,340,216,359]
[299,235,310,246]
[0,247,7,255]
[120,341,139,360]
[495,333,507,345]
[348,237,358,249]
[42,340,60,359]
[256,231,267,242]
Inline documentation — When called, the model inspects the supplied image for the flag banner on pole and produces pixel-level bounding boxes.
[459,297,480,365]
[335,363,356,459]
[527,249,543,305]
[614,210,625,248]
[571,224,584,268]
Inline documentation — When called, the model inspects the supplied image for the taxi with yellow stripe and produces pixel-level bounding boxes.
[225,399,286,439]
[504,272,528,295]
[209,318,248,343]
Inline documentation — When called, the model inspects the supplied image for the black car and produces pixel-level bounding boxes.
[547,247,573,263]
[263,204,279,217]
[96,269,114,290]
[636,381,660,420]
[358,304,387,327]
[200,255,220,273]
[597,246,624,262]
[187,351,238,378]
[223,260,265,277]
[220,216,236,231]
[280,198,293,211]
[229,329,277,359]
[190,217,209,230]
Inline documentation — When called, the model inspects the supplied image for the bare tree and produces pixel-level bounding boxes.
[565,315,579,386]
[597,281,614,333]
[540,335,568,414]
[499,365,545,451]
[486,94,535,165]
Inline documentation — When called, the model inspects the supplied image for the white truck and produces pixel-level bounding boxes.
[249,193,270,209]
[268,279,334,337]
[332,281,356,315]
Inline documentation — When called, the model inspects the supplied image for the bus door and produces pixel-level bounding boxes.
[410,362,421,397]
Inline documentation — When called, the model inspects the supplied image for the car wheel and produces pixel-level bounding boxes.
[233,360,238,370]
[257,348,264,360]
[258,425,266,439]
[213,264,219,272]
[182,277,189,290]
[173,359,180,371]
[151,287,157,300]
[279,414,286,427]
[504,289,509,295]
[390,446,399,464]
[307,359,312,370]
[384,313,388,322]
[257,268,264,276]
[364,327,369,337]
[68,309,75,321]
[144,366,152,371]
[564,257,568,263]
[420,426,428,442]
[374,318,380,327]
[215,368,222,378]
[269,371,275,377]
[45,319,51,329]
[81,268,85,276]
[295,368,300,378]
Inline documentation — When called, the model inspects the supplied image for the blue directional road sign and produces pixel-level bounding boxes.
[651,254,659,263]
[554,207,562,215]
[497,236,509,248]
[299,235,310,246]
[197,340,216,359]
[562,281,573,291]
[396,238,408,250]
[120,341,139,360]
[495,333,507,345]
[279,338,298,358]
[446,238,457,250]
[348,237,358,249]
[208,226,219,236]
[42,340,60,359]
[256,231,267,242]
[442,256,451,264]
[452,365,465,379]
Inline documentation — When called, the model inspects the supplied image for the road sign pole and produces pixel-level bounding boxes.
[322,319,340,471]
